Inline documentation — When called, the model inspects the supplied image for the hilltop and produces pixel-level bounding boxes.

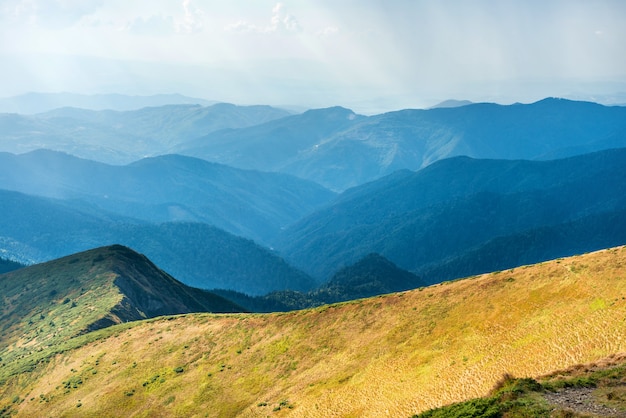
[0,245,242,389]
[1,246,625,417]
[213,253,427,312]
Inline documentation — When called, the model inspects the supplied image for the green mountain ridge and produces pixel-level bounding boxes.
[0,245,243,385]
[1,245,625,417]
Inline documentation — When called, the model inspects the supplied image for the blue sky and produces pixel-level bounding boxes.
[1,0,625,112]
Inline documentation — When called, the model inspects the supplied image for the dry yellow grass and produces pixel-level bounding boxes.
[4,246,626,417]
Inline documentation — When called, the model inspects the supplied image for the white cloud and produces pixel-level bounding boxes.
[175,0,204,34]
[225,2,301,34]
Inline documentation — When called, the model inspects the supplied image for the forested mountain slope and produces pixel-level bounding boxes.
[276,148,626,281]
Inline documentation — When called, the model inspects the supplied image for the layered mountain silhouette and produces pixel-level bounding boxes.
[0,102,290,164]
[0,190,315,295]
[276,148,626,281]
[2,98,624,191]
[311,253,427,303]
[0,150,334,243]
[177,98,626,190]
[214,253,426,312]
[0,92,216,113]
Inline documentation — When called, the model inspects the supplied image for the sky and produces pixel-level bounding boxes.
[1,0,625,112]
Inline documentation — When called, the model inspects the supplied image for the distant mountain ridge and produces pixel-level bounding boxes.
[176,98,626,190]
[0,102,291,164]
[0,92,216,114]
[0,150,335,244]
[276,148,626,280]
[1,97,624,191]
[429,99,473,108]
[214,253,427,312]
[0,189,316,295]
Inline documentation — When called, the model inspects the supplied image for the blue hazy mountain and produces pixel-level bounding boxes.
[275,148,626,281]
[176,98,626,190]
[0,189,315,295]
[428,99,473,108]
[0,92,215,114]
[0,102,291,164]
[3,98,624,191]
[0,150,335,244]
[213,253,427,312]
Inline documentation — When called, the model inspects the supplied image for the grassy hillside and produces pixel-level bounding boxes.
[2,246,626,417]
[416,354,626,417]
[0,245,242,393]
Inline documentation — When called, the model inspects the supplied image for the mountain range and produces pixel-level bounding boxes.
[0,189,316,295]
[276,148,626,281]
[2,147,626,295]
[1,245,625,417]
[1,98,624,191]
[0,102,290,164]
[1,96,626,298]
[0,92,216,114]
[0,149,334,244]
[176,98,626,190]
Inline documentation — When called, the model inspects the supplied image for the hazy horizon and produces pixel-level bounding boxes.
[1,0,625,113]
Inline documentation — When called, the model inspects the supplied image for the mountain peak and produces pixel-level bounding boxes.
[302,106,359,120]
[313,253,426,303]
[0,245,243,369]
[429,99,473,109]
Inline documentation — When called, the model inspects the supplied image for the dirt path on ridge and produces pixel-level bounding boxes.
[544,386,626,417]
